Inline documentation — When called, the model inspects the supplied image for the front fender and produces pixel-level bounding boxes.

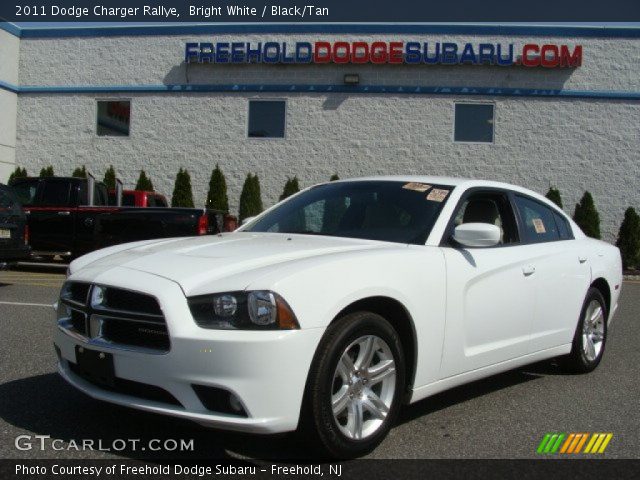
[247,245,448,389]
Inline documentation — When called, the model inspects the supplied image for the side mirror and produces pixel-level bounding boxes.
[453,223,501,248]
[241,216,256,226]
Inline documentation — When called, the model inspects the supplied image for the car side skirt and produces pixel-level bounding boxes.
[409,344,572,404]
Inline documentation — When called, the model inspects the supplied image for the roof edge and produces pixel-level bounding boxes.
[3,23,640,39]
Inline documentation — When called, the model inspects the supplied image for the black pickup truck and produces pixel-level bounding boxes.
[9,176,222,261]
[0,184,30,263]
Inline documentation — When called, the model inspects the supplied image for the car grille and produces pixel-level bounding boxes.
[59,282,169,352]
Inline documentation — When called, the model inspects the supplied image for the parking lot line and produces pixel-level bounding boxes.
[0,301,54,308]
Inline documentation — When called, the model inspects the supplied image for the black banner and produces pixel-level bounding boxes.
[1,0,640,23]
[3,459,640,480]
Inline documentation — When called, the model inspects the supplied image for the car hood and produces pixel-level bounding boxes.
[71,232,393,294]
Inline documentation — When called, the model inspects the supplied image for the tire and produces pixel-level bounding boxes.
[300,311,406,458]
[559,287,608,374]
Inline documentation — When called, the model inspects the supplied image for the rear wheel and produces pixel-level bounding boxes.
[559,287,607,373]
[301,311,405,458]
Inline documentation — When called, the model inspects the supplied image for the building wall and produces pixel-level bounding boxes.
[0,28,19,182]
[12,31,640,241]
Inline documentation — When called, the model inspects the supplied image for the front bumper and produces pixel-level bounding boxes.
[54,266,325,434]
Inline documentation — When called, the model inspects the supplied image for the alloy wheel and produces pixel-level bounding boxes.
[331,335,396,440]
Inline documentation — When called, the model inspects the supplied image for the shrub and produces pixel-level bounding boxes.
[135,170,154,191]
[103,165,116,189]
[573,191,601,239]
[171,168,195,208]
[279,176,300,201]
[330,173,340,181]
[8,167,27,183]
[239,173,263,222]
[616,207,640,270]
[39,166,54,177]
[72,166,87,178]
[205,164,229,212]
[545,187,563,208]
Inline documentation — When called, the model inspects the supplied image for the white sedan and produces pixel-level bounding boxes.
[54,176,622,457]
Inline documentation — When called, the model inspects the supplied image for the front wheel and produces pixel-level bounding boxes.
[301,311,405,458]
[559,287,608,374]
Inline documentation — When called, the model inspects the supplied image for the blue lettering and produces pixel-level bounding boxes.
[423,43,440,64]
[460,43,477,64]
[496,43,514,66]
[281,42,296,63]
[231,42,245,63]
[215,42,229,63]
[478,43,495,65]
[441,43,458,64]
[295,42,313,63]
[185,42,200,63]
[405,42,421,64]
[199,42,214,63]
[263,42,280,63]
[247,42,262,63]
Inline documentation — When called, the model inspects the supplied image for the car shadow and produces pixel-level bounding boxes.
[0,373,311,461]
[0,361,565,461]
[398,359,563,425]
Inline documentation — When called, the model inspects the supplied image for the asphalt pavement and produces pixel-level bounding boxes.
[0,266,638,460]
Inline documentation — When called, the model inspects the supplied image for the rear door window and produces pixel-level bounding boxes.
[38,181,72,206]
[553,211,574,240]
[514,195,560,243]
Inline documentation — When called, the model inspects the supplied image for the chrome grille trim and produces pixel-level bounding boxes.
[58,282,170,353]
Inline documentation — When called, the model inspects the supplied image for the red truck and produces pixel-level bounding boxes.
[108,190,168,208]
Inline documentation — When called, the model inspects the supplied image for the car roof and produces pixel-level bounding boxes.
[333,175,554,205]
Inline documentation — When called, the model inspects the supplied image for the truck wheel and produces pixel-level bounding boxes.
[559,287,608,374]
[301,311,405,458]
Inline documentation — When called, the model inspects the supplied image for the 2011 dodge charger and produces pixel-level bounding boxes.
[54,177,622,457]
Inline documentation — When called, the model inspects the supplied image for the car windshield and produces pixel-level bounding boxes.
[245,180,453,245]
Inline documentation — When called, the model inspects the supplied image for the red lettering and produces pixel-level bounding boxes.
[313,42,331,63]
[522,44,540,67]
[333,41,350,64]
[540,44,559,67]
[370,42,388,64]
[560,45,582,67]
[351,42,369,63]
[389,42,403,64]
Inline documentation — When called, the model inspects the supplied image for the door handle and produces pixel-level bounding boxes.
[522,264,536,276]
[579,256,588,263]
[57,211,71,216]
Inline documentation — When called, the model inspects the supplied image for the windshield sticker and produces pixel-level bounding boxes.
[426,189,449,202]
[532,218,546,234]
[403,182,432,192]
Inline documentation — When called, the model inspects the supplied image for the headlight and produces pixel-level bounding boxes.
[188,290,299,330]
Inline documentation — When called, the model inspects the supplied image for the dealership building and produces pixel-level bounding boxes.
[0,23,638,241]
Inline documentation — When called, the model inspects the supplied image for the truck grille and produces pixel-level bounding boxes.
[59,282,169,352]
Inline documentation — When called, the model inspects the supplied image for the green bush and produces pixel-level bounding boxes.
[545,187,563,208]
[171,168,195,208]
[103,165,116,189]
[239,173,263,222]
[39,166,54,178]
[573,191,601,239]
[135,170,154,191]
[330,173,340,181]
[279,176,300,201]
[616,207,640,270]
[205,164,229,212]
[8,167,27,183]
[72,166,87,178]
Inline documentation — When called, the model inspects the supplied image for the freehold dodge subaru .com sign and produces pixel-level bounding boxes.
[185,41,583,67]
